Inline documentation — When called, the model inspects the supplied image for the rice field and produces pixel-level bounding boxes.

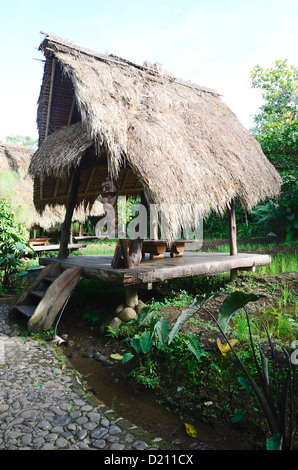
[204,241,298,275]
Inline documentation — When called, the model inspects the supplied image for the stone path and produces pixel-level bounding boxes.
[0,304,171,451]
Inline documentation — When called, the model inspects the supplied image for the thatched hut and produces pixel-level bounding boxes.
[29,33,281,267]
[0,141,47,229]
[0,140,103,233]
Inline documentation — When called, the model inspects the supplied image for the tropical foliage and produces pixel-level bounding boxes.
[5,135,38,148]
[250,59,298,241]
[0,199,30,288]
[204,59,298,241]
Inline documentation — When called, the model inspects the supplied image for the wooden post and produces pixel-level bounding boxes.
[118,192,146,269]
[228,199,238,281]
[125,285,138,308]
[228,199,238,256]
[45,58,56,138]
[58,167,81,258]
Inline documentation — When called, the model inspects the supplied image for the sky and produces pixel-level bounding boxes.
[1,0,298,142]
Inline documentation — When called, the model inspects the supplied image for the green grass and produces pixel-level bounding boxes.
[80,243,116,255]
[70,241,116,256]
[205,241,297,275]
[256,252,298,275]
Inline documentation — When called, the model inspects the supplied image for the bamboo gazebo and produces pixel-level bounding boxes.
[28,32,281,279]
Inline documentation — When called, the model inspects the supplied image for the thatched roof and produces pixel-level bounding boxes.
[0,141,41,227]
[29,33,281,239]
[0,141,34,179]
[0,141,103,230]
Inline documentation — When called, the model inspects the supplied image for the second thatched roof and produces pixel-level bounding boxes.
[0,141,103,230]
[29,33,281,239]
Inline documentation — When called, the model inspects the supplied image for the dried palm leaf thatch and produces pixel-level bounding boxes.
[29,33,281,240]
[0,141,103,229]
[0,141,34,179]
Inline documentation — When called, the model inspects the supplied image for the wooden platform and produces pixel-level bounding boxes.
[30,243,87,253]
[39,252,271,287]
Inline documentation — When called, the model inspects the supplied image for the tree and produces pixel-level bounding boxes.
[250,59,298,174]
[0,200,29,288]
[250,59,298,240]
[5,135,38,148]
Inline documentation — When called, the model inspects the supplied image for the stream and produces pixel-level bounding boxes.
[58,320,251,451]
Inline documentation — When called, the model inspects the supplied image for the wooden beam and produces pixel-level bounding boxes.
[67,96,76,125]
[39,175,43,201]
[84,167,96,193]
[120,169,130,191]
[228,198,238,281]
[45,57,56,138]
[58,166,81,258]
[53,178,60,197]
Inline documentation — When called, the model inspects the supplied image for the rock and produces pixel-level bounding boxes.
[83,352,94,359]
[119,308,136,322]
[55,437,68,448]
[109,317,122,330]
[135,300,147,314]
[0,303,165,452]
[115,304,124,315]
[94,352,114,366]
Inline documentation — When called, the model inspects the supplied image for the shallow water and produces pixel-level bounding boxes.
[61,327,251,451]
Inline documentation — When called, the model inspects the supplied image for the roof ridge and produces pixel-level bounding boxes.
[40,32,219,96]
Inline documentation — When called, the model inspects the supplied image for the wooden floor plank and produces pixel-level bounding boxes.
[39,252,271,286]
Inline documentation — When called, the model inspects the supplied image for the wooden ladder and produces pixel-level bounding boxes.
[10,263,82,334]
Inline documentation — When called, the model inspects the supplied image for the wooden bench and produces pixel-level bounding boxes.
[29,237,51,246]
[142,240,193,259]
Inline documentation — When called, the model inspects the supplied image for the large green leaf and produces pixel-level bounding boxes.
[231,409,246,423]
[218,291,266,334]
[137,307,153,326]
[131,336,141,354]
[183,333,206,362]
[238,376,250,392]
[155,317,171,345]
[122,352,134,363]
[140,330,154,354]
[168,292,221,344]
[259,348,270,386]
